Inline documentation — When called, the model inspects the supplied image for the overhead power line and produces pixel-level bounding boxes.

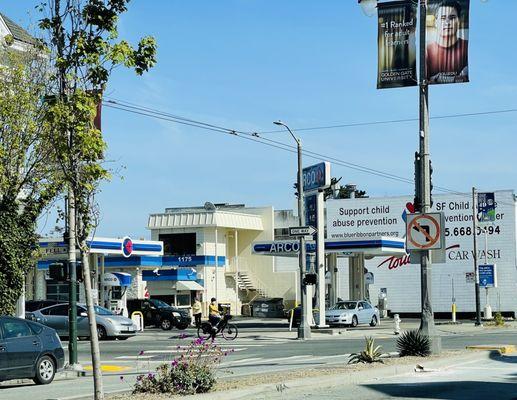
[257,108,517,134]
[102,97,513,200]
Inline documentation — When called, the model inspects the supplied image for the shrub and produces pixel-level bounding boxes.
[133,338,229,395]
[348,336,383,364]
[494,312,505,326]
[397,330,431,357]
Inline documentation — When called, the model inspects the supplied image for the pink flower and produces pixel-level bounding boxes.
[138,350,144,356]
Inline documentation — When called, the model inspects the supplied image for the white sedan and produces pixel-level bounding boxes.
[325,300,379,327]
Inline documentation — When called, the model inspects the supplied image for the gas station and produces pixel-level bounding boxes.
[252,236,406,327]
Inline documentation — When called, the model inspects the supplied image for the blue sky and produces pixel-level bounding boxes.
[3,0,516,239]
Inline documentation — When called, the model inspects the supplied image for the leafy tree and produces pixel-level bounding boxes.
[38,1,156,398]
[0,39,59,315]
[324,177,367,200]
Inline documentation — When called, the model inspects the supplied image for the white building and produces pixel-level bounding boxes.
[147,203,297,315]
[327,190,517,316]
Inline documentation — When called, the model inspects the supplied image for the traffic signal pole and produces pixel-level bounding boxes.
[67,195,79,367]
[416,0,441,353]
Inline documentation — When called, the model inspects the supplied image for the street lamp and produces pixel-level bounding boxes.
[273,120,311,340]
[358,0,377,17]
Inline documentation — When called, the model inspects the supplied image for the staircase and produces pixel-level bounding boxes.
[225,257,269,301]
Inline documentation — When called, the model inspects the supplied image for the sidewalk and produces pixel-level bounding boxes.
[176,350,517,400]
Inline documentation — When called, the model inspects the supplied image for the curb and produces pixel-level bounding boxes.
[466,344,516,354]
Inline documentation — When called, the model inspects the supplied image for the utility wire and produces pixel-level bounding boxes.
[102,98,510,200]
[257,108,517,134]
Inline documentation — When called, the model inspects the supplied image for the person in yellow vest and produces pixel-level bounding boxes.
[192,297,202,328]
[209,297,221,327]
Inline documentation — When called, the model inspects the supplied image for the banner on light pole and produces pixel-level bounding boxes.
[426,0,470,85]
[377,1,417,89]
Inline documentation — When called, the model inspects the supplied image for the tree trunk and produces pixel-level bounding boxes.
[81,245,104,400]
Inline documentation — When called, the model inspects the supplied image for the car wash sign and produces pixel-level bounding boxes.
[252,240,316,256]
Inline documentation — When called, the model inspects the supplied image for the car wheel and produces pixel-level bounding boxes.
[97,325,107,340]
[160,318,172,330]
[118,337,130,340]
[370,315,378,327]
[33,355,55,385]
[351,315,358,328]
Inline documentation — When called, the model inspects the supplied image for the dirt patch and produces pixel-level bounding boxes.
[108,350,466,400]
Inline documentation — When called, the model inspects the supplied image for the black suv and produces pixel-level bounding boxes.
[127,298,191,330]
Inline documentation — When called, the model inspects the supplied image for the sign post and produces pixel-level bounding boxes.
[302,162,330,328]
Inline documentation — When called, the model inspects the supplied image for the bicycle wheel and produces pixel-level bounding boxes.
[222,323,238,340]
[197,322,212,340]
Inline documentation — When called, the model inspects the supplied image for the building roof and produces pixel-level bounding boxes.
[0,12,37,45]
[148,209,264,231]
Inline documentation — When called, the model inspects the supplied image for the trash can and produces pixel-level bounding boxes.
[218,303,231,315]
[251,298,285,318]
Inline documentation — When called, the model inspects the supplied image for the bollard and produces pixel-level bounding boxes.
[394,313,401,335]
[452,302,457,323]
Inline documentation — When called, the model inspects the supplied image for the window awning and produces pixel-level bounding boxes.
[174,281,204,291]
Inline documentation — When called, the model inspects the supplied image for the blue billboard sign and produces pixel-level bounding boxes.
[478,264,497,288]
[477,192,496,223]
[302,162,330,192]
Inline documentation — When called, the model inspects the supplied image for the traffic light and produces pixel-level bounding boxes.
[75,261,84,283]
[429,159,434,208]
[413,152,422,212]
[303,273,317,285]
[49,262,67,281]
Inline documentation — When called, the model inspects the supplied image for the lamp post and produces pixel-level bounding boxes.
[358,0,440,353]
[273,120,311,340]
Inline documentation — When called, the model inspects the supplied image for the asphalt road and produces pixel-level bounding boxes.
[1,319,517,400]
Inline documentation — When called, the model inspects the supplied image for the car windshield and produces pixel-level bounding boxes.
[150,299,172,308]
[94,306,114,316]
[331,301,357,310]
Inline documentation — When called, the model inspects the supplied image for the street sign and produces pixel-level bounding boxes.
[289,226,317,237]
[477,192,496,223]
[302,162,330,192]
[406,212,444,250]
[479,264,497,288]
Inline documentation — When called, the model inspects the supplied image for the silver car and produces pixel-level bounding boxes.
[325,300,379,327]
[27,303,137,340]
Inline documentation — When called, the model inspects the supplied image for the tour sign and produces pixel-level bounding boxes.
[406,213,444,251]
[289,226,317,237]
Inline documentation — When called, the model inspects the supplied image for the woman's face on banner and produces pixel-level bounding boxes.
[436,6,459,39]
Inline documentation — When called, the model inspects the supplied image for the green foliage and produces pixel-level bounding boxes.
[0,46,58,314]
[494,312,505,326]
[396,330,431,357]
[324,177,368,200]
[134,338,227,395]
[38,0,157,245]
[348,336,384,364]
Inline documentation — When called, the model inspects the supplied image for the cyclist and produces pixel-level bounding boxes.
[209,297,221,326]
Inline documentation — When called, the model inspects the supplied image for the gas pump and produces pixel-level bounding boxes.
[101,272,132,317]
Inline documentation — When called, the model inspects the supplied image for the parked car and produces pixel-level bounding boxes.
[25,300,64,312]
[0,316,65,384]
[27,303,137,340]
[127,298,191,330]
[325,300,379,327]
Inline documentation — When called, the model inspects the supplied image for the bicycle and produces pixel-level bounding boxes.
[197,314,238,340]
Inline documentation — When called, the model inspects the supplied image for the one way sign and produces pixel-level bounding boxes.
[289,226,317,237]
